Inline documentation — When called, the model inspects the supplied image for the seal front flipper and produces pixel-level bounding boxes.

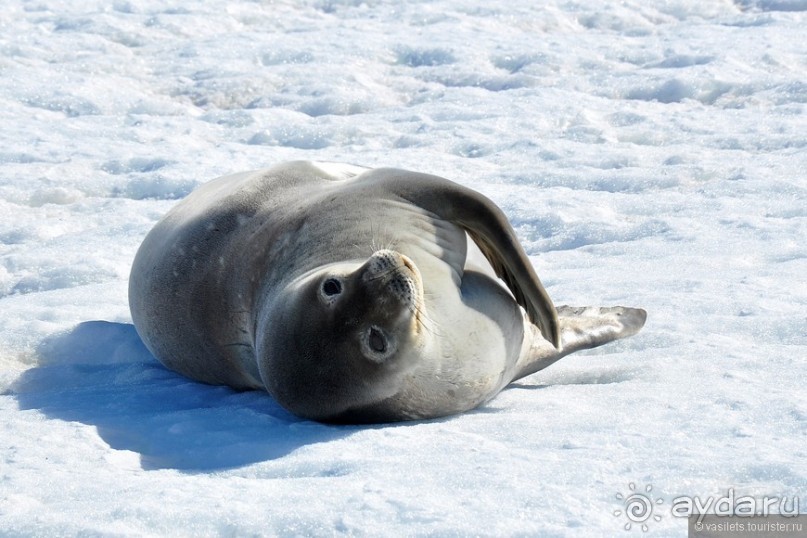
[513,305,647,381]
[371,168,561,348]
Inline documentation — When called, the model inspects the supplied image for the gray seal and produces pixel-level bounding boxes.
[129,161,646,423]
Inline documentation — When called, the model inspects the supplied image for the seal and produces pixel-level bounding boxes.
[129,161,646,423]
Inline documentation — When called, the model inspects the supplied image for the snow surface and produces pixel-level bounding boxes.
[1,1,805,536]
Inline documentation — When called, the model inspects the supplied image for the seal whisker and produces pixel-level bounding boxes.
[410,301,443,338]
[369,221,391,257]
[369,223,380,254]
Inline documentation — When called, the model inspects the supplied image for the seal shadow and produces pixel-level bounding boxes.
[11,321,352,472]
[508,364,639,390]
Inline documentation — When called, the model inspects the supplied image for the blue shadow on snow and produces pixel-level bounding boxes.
[11,321,352,472]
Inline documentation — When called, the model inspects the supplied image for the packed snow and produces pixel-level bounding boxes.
[1,1,805,536]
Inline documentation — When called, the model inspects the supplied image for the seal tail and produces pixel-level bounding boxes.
[513,306,647,382]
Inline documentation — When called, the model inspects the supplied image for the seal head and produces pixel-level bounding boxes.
[256,249,425,421]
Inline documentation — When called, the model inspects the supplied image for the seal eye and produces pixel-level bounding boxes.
[368,327,386,353]
[322,278,342,296]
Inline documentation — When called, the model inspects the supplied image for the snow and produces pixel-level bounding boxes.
[0,1,804,536]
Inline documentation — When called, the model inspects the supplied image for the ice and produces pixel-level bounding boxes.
[1,1,805,536]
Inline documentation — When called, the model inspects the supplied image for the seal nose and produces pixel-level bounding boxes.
[360,250,421,312]
[364,249,411,279]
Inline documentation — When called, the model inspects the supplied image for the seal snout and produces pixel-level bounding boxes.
[362,249,422,310]
[363,249,417,281]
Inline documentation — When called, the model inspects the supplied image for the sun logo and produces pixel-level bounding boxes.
[614,483,664,532]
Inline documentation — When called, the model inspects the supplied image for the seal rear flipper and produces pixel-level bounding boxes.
[513,305,647,381]
[370,168,561,348]
[557,306,647,354]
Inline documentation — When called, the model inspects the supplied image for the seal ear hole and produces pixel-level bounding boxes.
[322,278,342,297]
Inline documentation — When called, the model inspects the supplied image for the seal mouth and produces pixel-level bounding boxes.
[398,253,422,292]
[399,253,416,274]
[394,254,426,335]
